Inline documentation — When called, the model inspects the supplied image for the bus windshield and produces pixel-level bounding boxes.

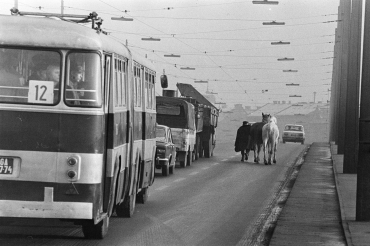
[0,48,102,107]
[65,52,102,107]
[0,48,61,105]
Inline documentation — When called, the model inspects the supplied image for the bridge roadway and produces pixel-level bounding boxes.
[0,138,306,245]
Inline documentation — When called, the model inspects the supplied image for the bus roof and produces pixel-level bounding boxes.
[0,14,155,71]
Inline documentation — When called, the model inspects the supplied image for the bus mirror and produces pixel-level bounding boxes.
[160,75,168,88]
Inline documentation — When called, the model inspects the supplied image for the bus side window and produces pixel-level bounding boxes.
[114,58,119,107]
[151,74,156,110]
[122,60,127,106]
[105,56,111,108]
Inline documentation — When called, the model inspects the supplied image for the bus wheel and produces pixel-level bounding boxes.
[116,166,137,218]
[116,189,136,218]
[187,149,192,166]
[82,216,109,239]
[137,187,149,204]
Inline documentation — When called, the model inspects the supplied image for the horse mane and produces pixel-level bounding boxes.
[269,116,277,124]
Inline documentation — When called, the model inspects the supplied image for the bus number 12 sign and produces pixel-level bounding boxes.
[28,80,54,104]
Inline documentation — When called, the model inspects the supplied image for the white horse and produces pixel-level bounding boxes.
[262,116,279,165]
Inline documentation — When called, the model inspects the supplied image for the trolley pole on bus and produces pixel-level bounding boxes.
[357,0,370,221]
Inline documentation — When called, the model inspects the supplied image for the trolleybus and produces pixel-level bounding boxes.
[0,10,167,239]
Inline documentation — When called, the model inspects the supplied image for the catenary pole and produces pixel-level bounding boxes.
[330,27,339,142]
[334,5,344,145]
[337,0,351,154]
[357,0,370,221]
[343,0,362,173]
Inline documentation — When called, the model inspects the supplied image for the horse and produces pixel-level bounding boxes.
[262,116,279,165]
[249,113,271,163]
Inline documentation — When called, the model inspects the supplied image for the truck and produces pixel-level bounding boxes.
[176,83,219,159]
[156,83,219,167]
[156,95,196,167]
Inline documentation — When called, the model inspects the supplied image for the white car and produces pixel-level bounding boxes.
[282,124,305,144]
[155,125,177,176]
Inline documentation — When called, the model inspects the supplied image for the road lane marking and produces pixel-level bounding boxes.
[173,178,186,182]
[155,185,169,191]
[189,172,199,175]
[213,162,220,165]
[221,159,228,161]
[202,167,210,170]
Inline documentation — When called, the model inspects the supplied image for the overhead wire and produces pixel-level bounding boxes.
[65,0,336,105]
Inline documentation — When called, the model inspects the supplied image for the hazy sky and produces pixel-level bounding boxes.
[0,0,339,108]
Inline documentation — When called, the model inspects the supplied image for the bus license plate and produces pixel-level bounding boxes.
[0,158,13,174]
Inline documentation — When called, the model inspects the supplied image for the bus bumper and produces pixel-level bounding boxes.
[0,187,93,219]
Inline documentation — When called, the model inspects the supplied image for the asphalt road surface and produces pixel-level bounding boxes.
[0,112,326,246]
[0,143,305,245]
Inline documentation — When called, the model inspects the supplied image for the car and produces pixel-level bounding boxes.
[155,124,177,176]
[282,124,305,144]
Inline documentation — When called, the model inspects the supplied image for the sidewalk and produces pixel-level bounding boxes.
[269,142,370,246]
[330,144,370,246]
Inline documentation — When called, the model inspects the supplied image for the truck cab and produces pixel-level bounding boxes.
[156,96,196,167]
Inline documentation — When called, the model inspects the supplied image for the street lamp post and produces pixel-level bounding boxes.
[141,37,161,41]
[164,54,181,57]
[111,16,133,21]
[252,0,279,4]
[263,21,285,25]
[271,41,290,45]
[278,57,294,61]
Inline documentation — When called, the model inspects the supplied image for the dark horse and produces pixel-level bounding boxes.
[249,113,271,163]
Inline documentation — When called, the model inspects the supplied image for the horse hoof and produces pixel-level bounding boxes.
[273,160,276,164]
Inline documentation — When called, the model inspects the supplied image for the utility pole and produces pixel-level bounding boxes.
[61,0,64,15]
[14,0,18,8]
[357,0,370,221]
[313,92,316,103]
[343,0,362,174]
